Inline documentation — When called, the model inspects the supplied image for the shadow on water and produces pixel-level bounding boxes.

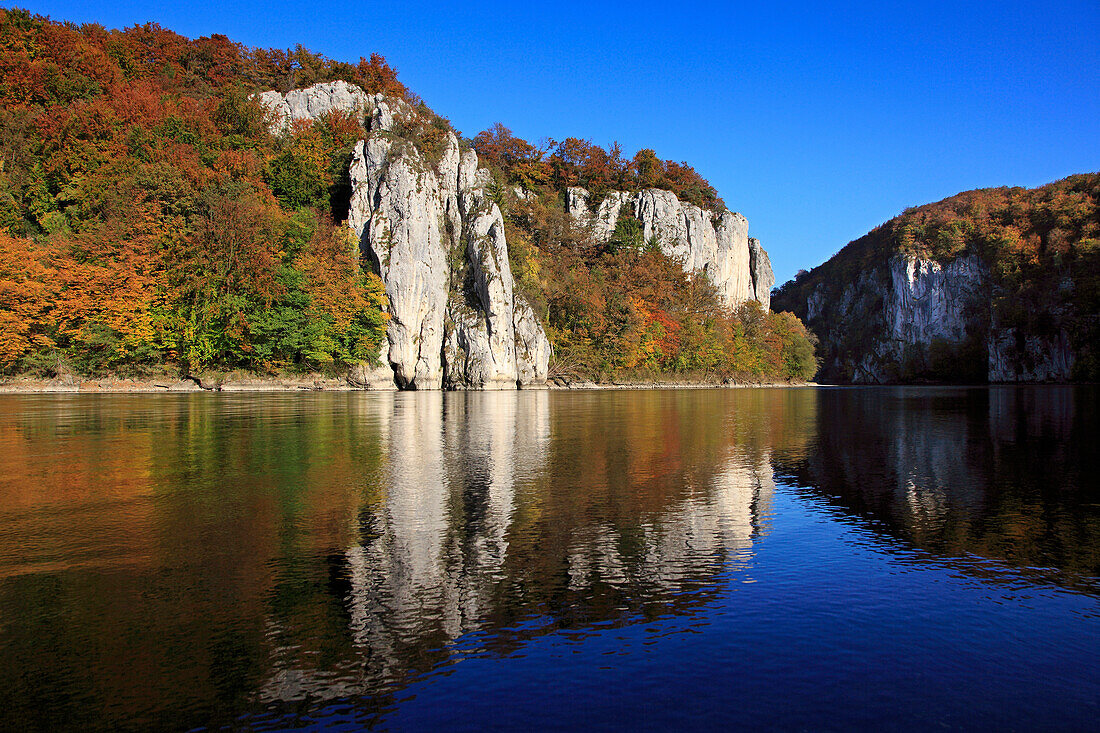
[0,387,1095,729]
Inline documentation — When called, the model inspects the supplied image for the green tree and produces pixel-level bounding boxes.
[607,211,644,253]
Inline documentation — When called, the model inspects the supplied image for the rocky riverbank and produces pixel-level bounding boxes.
[0,374,813,393]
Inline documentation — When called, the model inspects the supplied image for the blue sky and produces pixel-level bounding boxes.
[20,0,1100,284]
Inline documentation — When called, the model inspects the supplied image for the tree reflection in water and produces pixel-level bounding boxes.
[257,390,786,720]
[778,386,1100,590]
[0,386,1095,730]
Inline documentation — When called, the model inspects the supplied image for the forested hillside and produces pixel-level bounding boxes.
[773,174,1100,382]
[0,8,816,384]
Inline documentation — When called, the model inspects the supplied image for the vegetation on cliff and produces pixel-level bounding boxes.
[773,174,1100,381]
[0,8,817,383]
[473,123,725,212]
[500,187,816,382]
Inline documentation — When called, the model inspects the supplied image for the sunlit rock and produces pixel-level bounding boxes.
[570,187,770,309]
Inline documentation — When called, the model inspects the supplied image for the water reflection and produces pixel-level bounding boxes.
[0,387,1096,730]
[779,386,1100,589]
[256,390,782,719]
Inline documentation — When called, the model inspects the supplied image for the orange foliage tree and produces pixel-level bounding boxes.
[0,8,392,376]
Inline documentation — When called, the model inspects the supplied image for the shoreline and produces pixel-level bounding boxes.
[0,375,818,394]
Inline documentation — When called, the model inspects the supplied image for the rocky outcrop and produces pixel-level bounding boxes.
[748,238,774,309]
[884,254,988,348]
[771,174,1100,384]
[347,135,452,388]
[350,134,552,390]
[260,82,551,390]
[566,186,770,310]
[565,187,590,224]
[791,254,991,383]
[513,296,552,386]
[260,81,777,388]
[988,327,1075,382]
[257,80,401,133]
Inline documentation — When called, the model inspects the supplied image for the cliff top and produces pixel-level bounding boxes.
[774,173,1100,311]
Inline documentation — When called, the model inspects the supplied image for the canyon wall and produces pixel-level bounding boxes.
[781,253,1075,383]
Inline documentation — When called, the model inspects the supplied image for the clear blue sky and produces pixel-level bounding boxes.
[20,0,1100,285]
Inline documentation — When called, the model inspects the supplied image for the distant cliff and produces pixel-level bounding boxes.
[565,186,774,309]
[773,175,1100,383]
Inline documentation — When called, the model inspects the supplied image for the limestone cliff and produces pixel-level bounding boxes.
[260,84,551,390]
[794,253,1002,383]
[257,80,398,133]
[565,186,773,309]
[259,81,782,389]
[773,175,1099,383]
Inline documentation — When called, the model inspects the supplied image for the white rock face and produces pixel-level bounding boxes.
[593,191,630,242]
[263,81,785,387]
[849,254,990,383]
[444,306,498,389]
[712,212,753,307]
[884,254,986,346]
[349,136,451,389]
[274,81,550,390]
[801,253,1002,383]
[514,296,552,388]
[447,187,519,389]
[748,238,775,309]
[256,81,402,133]
[789,240,1086,384]
[564,186,770,310]
[566,187,591,225]
[348,132,553,389]
[635,189,691,261]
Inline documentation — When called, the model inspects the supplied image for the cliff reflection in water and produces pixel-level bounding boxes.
[779,386,1100,588]
[259,390,793,712]
[3,386,1093,730]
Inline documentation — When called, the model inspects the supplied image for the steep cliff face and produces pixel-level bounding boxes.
[748,238,775,308]
[987,324,1075,382]
[565,186,773,310]
[780,253,1077,383]
[786,253,998,382]
[260,84,552,390]
[259,81,782,389]
[774,176,1100,384]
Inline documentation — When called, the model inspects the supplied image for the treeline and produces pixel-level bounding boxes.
[0,8,391,375]
[473,123,725,212]
[0,8,817,383]
[773,174,1100,380]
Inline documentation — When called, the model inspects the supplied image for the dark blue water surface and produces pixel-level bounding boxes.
[0,387,1097,730]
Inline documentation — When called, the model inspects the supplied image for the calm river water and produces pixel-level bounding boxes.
[0,387,1097,730]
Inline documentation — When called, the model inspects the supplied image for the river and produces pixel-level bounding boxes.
[0,387,1097,730]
